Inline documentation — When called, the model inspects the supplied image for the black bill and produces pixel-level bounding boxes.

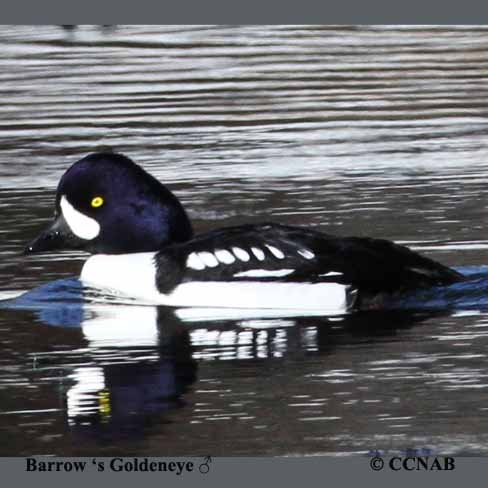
[24,213,86,254]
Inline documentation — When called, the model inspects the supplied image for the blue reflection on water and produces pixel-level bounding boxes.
[385,266,488,312]
[1,278,84,326]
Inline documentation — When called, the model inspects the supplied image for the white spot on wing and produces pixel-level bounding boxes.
[234,269,294,278]
[60,195,100,240]
[232,247,250,262]
[215,249,235,264]
[298,249,315,260]
[251,247,265,261]
[186,252,206,270]
[198,251,219,268]
[265,244,285,259]
[319,271,343,277]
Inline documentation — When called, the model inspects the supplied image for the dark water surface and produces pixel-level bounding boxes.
[3,25,488,456]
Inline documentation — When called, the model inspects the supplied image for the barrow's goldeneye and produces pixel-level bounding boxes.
[24,153,463,313]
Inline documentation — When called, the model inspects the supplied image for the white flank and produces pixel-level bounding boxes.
[320,271,343,277]
[60,195,100,240]
[186,252,206,270]
[234,268,294,278]
[215,249,235,264]
[198,251,219,268]
[265,244,285,259]
[80,253,353,312]
[251,247,265,261]
[167,281,351,312]
[232,247,250,262]
[298,248,315,260]
[175,308,334,321]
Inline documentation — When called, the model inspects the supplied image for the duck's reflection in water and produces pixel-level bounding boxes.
[61,307,439,442]
[61,306,197,440]
[3,279,449,443]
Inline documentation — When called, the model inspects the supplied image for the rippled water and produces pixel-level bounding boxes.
[3,25,488,456]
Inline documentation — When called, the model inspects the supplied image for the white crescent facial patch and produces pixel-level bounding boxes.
[60,195,100,240]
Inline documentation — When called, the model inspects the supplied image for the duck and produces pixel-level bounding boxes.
[24,152,464,313]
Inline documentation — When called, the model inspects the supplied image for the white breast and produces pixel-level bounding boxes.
[81,253,160,301]
[80,253,354,314]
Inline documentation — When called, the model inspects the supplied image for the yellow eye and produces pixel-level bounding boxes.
[91,196,104,208]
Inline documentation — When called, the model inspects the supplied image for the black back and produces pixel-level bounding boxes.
[155,223,464,301]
